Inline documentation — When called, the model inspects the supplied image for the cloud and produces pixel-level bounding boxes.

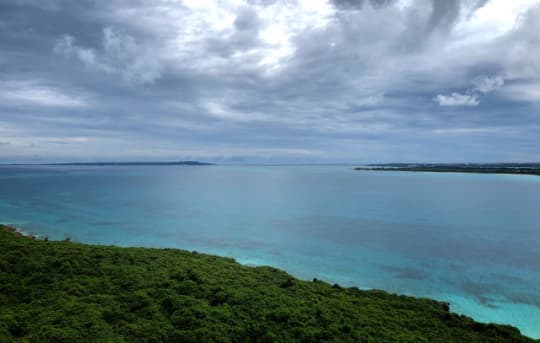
[434,75,504,106]
[473,76,504,94]
[54,27,162,84]
[0,81,88,107]
[54,35,105,70]
[331,0,396,10]
[500,4,540,79]
[1,0,540,163]
[202,100,269,122]
[428,0,460,33]
[500,81,540,103]
[434,93,479,107]
[3,0,62,11]
[432,127,509,135]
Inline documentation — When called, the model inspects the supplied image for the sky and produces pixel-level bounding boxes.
[1,0,539,164]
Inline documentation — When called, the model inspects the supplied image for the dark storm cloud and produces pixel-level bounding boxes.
[0,0,539,163]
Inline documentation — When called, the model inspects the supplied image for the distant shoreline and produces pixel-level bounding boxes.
[355,164,540,176]
[0,161,215,166]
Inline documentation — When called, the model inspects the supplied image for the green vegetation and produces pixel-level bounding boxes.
[0,225,535,342]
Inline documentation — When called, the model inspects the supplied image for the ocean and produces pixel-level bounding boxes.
[1,165,539,338]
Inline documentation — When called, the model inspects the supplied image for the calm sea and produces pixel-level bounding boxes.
[1,165,539,338]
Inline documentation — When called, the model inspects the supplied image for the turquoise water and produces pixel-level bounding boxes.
[1,165,539,338]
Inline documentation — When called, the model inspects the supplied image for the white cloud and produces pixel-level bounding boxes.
[434,93,479,106]
[202,100,274,122]
[203,101,254,121]
[434,75,505,106]
[473,75,504,93]
[452,0,540,46]
[0,81,88,107]
[51,1,539,98]
[102,0,337,77]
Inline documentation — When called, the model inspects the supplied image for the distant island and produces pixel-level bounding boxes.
[0,224,534,342]
[355,163,540,176]
[2,161,215,166]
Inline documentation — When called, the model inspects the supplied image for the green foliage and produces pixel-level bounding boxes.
[0,225,535,342]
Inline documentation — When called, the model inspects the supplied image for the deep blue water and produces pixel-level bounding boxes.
[1,165,539,338]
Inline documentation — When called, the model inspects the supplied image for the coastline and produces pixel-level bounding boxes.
[0,223,35,239]
[354,166,540,176]
[1,223,537,341]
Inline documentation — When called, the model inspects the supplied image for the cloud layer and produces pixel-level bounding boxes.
[1,0,539,163]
